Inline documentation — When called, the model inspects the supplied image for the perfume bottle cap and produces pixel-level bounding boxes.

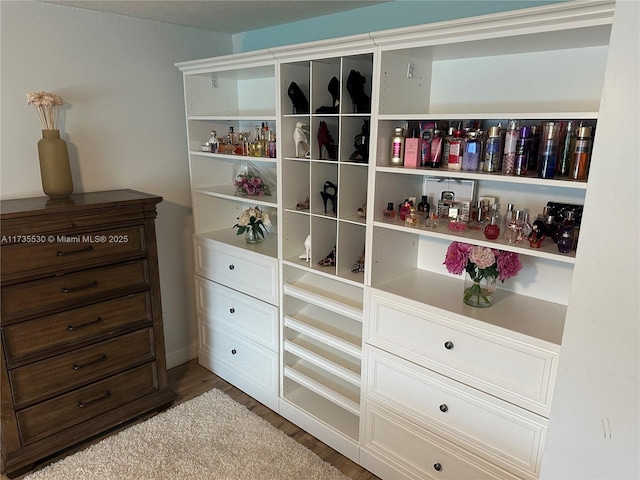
[488,125,501,137]
[577,126,592,138]
[387,202,394,210]
[565,210,575,220]
[394,127,404,135]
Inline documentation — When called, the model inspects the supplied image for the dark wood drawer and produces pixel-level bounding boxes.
[1,261,148,320]
[1,225,146,280]
[9,328,156,408]
[0,205,144,238]
[17,362,159,445]
[2,293,151,364]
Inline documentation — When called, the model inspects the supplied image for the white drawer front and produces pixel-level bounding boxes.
[360,401,519,480]
[199,320,278,397]
[194,236,278,305]
[366,292,557,416]
[364,346,545,477]
[195,276,278,352]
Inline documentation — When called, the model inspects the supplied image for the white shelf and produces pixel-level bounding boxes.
[378,112,600,121]
[284,338,361,386]
[283,362,360,416]
[194,185,277,208]
[188,115,277,121]
[190,150,278,164]
[196,229,278,259]
[375,166,588,190]
[372,269,566,347]
[284,312,362,359]
[372,220,576,264]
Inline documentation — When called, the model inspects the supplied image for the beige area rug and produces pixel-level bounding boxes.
[24,389,349,480]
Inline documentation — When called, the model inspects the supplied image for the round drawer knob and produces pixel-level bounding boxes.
[229,264,235,270]
[444,341,454,350]
[433,463,442,472]
[231,349,237,355]
[439,404,448,413]
[229,308,235,314]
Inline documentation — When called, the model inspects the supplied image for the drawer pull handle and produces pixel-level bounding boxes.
[78,390,111,408]
[56,245,94,257]
[231,349,237,355]
[61,280,98,293]
[439,404,448,413]
[229,264,235,270]
[73,354,107,370]
[444,341,454,350]
[67,316,103,331]
[433,463,442,472]
[229,308,235,314]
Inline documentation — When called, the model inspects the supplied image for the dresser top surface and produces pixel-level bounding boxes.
[0,189,162,219]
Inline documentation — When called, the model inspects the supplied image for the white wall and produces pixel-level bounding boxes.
[0,1,233,368]
[541,0,640,478]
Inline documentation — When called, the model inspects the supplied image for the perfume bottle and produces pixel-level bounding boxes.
[404,206,419,227]
[462,131,480,171]
[538,121,561,179]
[399,199,411,221]
[425,213,439,229]
[248,125,264,157]
[503,203,515,230]
[556,210,576,253]
[208,130,219,153]
[521,212,533,238]
[383,202,397,221]
[390,127,405,166]
[514,125,531,176]
[502,120,520,175]
[417,196,430,217]
[403,128,421,168]
[529,219,547,248]
[557,120,577,177]
[447,128,463,170]
[570,125,593,181]
[490,202,501,225]
[467,200,485,230]
[504,210,522,244]
[429,129,443,168]
[528,124,540,171]
[484,125,503,172]
[483,215,500,240]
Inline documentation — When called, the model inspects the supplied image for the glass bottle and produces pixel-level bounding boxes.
[404,206,419,227]
[570,125,593,180]
[462,131,480,171]
[429,129,443,168]
[528,124,540,171]
[417,195,430,217]
[467,200,485,230]
[483,125,502,172]
[557,210,576,253]
[557,120,577,177]
[268,130,277,158]
[537,121,561,179]
[545,214,559,243]
[504,213,521,244]
[442,126,453,167]
[383,202,397,221]
[514,125,531,176]
[208,130,219,153]
[521,212,533,238]
[390,127,405,166]
[490,202,501,225]
[425,212,439,229]
[399,199,411,221]
[503,203,515,230]
[484,215,500,240]
[447,128,463,170]
[248,125,264,157]
[234,133,245,155]
[224,133,235,155]
[502,120,520,175]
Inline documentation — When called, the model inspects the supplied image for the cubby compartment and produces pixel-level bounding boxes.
[340,116,370,164]
[310,58,341,114]
[282,159,310,211]
[310,216,337,274]
[311,162,338,217]
[336,222,366,283]
[337,163,368,223]
[310,116,340,161]
[282,210,311,265]
[281,61,311,116]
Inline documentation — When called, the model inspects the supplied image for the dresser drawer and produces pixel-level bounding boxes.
[199,320,278,398]
[1,225,146,279]
[364,346,545,476]
[2,293,151,364]
[17,362,159,445]
[0,205,144,238]
[366,292,557,416]
[194,236,278,305]
[1,260,148,319]
[9,328,155,408]
[195,276,278,351]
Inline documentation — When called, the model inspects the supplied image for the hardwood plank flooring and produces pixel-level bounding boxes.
[3,359,379,480]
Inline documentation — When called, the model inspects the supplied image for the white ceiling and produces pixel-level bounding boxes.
[44,0,390,34]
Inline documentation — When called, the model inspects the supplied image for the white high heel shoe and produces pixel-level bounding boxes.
[293,122,310,158]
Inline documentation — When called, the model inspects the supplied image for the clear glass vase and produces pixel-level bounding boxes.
[463,274,496,307]
[244,228,263,244]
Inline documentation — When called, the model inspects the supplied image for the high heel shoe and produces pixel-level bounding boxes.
[349,119,370,163]
[317,121,338,160]
[296,194,310,210]
[287,82,309,114]
[315,76,340,114]
[318,245,336,267]
[351,249,365,273]
[320,180,337,215]
[293,122,310,158]
[346,70,370,113]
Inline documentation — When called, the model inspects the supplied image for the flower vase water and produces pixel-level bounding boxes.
[233,206,271,245]
[244,228,263,244]
[463,274,496,307]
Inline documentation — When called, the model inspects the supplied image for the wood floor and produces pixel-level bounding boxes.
[3,359,379,480]
[168,359,380,480]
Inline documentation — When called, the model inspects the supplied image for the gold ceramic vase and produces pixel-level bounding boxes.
[38,129,73,199]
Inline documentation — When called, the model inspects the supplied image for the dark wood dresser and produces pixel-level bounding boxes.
[0,189,176,477]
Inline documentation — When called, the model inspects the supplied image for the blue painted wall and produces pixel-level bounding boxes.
[233,0,565,52]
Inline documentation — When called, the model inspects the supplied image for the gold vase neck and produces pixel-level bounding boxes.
[42,129,61,138]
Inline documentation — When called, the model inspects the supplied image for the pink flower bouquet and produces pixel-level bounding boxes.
[234,172,271,197]
[444,241,522,283]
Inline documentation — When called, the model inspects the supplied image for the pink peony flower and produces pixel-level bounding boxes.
[444,241,471,275]
[495,250,522,281]
[469,246,496,269]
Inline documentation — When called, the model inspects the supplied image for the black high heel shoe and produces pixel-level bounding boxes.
[347,70,370,113]
[349,119,370,163]
[287,82,309,114]
[317,121,338,160]
[315,76,340,114]
[318,245,336,267]
[320,180,337,215]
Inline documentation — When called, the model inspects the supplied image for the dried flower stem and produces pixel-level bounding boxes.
[26,91,63,130]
